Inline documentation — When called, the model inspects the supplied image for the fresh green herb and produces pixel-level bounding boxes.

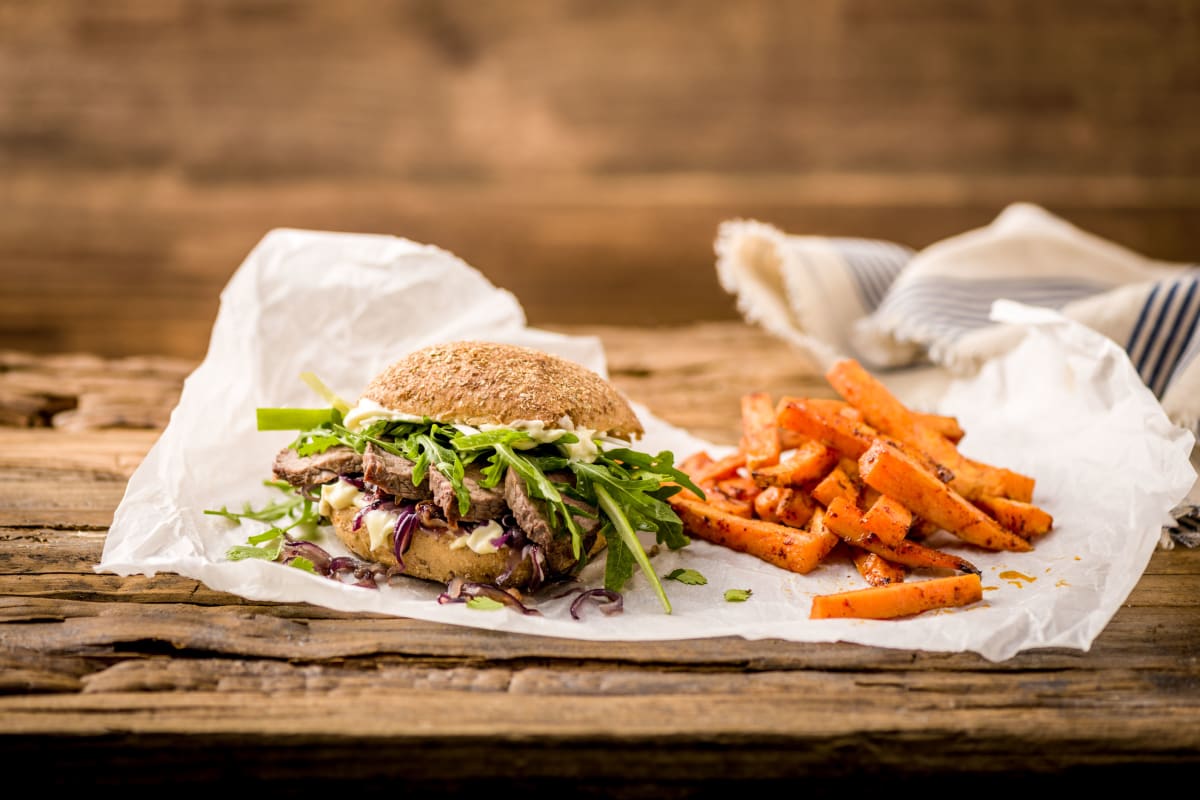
[664,568,707,585]
[289,556,318,574]
[226,537,285,562]
[466,596,506,611]
[206,480,320,539]
[402,426,470,516]
[724,588,753,602]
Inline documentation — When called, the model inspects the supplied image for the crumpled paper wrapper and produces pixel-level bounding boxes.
[100,230,1197,662]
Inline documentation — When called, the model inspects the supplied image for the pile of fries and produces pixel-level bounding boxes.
[671,358,1054,620]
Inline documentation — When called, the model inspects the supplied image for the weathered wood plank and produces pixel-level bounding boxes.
[2,683,1197,778]
[2,591,1196,674]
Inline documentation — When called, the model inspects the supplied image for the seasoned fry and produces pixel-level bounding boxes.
[670,495,838,574]
[672,363,1052,621]
[691,451,747,486]
[826,358,1034,502]
[678,450,715,477]
[741,392,782,471]
[858,440,1033,552]
[751,439,839,488]
[777,398,876,459]
[810,573,983,620]
[753,485,785,523]
[917,412,965,444]
[851,548,907,586]
[811,464,861,507]
[770,486,817,528]
[973,495,1054,539]
[859,494,913,547]
[824,496,981,575]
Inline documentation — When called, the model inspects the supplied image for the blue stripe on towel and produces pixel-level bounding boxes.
[831,239,912,311]
[1128,274,1200,396]
[874,276,1110,333]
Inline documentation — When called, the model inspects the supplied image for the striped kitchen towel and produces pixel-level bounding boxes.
[715,202,1200,547]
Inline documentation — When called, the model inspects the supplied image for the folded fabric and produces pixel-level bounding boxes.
[714,202,1199,547]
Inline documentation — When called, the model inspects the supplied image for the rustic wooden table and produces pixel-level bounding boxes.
[2,321,1198,795]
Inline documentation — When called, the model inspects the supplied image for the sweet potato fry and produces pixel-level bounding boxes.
[859,494,913,547]
[917,412,965,444]
[670,495,838,574]
[809,573,983,620]
[777,398,876,459]
[705,476,758,519]
[851,548,907,586]
[811,464,861,508]
[771,486,817,528]
[824,496,981,575]
[691,451,746,486]
[826,358,1034,502]
[858,440,1032,552]
[741,392,781,471]
[751,439,839,489]
[777,396,862,420]
[973,495,1054,539]
[678,450,715,477]
[753,485,784,523]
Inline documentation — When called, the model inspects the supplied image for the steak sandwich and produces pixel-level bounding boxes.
[229,340,700,613]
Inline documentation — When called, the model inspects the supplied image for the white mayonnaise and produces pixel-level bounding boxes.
[479,417,600,462]
[448,519,504,554]
[342,398,426,432]
[319,478,400,553]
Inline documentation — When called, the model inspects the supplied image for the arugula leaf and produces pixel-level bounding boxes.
[593,483,671,613]
[401,427,469,516]
[602,522,634,595]
[725,588,753,602]
[207,481,321,552]
[204,495,299,524]
[665,568,707,585]
[485,441,585,557]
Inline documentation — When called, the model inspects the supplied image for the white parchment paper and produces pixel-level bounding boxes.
[99,231,1198,662]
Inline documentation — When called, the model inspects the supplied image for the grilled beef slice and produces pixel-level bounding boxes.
[273,445,363,487]
[504,467,600,574]
[430,463,508,523]
[362,443,433,501]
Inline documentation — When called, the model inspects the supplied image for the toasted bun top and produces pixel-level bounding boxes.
[362,340,644,438]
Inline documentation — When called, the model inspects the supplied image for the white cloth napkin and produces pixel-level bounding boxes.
[715,202,1200,547]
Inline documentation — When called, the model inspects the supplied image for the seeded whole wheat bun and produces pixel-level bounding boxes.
[361,340,644,439]
[328,506,535,588]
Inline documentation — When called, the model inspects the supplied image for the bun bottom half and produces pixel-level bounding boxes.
[329,506,536,588]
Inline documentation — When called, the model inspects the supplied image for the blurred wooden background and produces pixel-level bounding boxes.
[2,0,1198,360]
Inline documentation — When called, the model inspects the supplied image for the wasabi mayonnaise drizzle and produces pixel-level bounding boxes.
[340,398,604,462]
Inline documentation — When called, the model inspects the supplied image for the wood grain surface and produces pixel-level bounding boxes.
[1,322,1198,794]
[3,1,1198,360]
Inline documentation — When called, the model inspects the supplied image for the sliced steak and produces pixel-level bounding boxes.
[430,463,507,523]
[504,467,599,575]
[362,443,432,501]
[272,445,363,488]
